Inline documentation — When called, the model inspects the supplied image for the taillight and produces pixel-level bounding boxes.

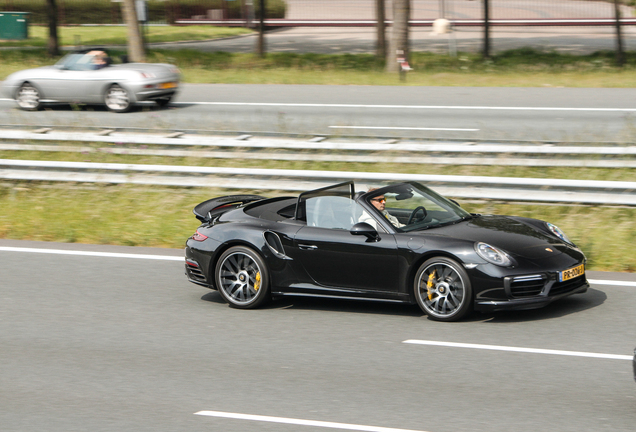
[192,230,208,241]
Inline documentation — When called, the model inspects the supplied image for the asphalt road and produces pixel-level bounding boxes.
[3,85,636,141]
[1,239,634,432]
[159,27,636,56]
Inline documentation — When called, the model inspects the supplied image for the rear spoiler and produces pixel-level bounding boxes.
[193,194,264,222]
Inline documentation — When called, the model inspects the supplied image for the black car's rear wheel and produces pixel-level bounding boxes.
[215,246,270,309]
[16,82,41,111]
[104,84,132,113]
[414,257,473,322]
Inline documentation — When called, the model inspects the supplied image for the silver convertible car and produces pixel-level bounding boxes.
[2,49,180,113]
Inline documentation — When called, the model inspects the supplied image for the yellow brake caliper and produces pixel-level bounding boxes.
[254,272,261,291]
[426,270,436,300]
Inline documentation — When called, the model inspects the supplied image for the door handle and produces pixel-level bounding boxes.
[298,244,318,250]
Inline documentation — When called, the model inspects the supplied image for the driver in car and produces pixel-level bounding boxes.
[88,50,109,69]
[359,188,404,229]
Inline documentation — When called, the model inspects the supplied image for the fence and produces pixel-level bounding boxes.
[3,0,636,26]
[176,0,636,27]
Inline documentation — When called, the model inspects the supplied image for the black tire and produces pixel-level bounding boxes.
[15,82,41,111]
[414,257,473,322]
[215,246,271,309]
[104,84,132,113]
[155,96,172,107]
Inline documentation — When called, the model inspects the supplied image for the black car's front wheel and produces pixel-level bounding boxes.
[104,84,132,113]
[414,257,473,322]
[215,246,270,309]
[16,82,41,111]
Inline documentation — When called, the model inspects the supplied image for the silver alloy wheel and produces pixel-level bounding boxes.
[218,251,263,306]
[416,259,469,320]
[16,83,41,110]
[104,84,131,112]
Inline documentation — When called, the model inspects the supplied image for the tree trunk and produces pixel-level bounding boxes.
[386,0,410,74]
[257,0,266,57]
[46,0,59,57]
[483,0,490,59]
[122,0,145,62]
[376,0,386,59]
[614,0,624,67]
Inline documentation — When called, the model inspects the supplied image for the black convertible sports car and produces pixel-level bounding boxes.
[185,181,588,321]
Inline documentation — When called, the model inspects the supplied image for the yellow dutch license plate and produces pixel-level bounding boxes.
[158,82,177,89]
[559,264,585,282]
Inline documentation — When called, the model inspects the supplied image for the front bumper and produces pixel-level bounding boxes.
[475,277,588,313]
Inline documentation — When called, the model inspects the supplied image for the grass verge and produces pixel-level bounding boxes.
[3,47,636,87]
[0,182,633,272]
[0,25,252,48]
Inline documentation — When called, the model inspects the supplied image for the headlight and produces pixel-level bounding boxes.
[546,222,573,245]
[475,242,513,267]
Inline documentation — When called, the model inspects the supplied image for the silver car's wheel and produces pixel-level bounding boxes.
[215,246,270,309]
[16,82,41,111]
[414,257,473,322]
[104,84,132,113]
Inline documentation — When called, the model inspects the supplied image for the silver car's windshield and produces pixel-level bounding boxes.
[365,182,473,233]
[54,53,101,71]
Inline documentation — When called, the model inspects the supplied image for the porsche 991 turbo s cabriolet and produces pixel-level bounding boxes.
[185,181,588,321]
[2,48,180,113]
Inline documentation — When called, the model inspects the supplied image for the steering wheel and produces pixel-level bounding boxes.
[407,206,427,224]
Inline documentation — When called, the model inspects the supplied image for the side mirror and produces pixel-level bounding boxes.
[350,222,380,242]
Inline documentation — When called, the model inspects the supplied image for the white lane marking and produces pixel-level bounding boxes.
[403,340,633,361]
[4,97,635,112]
[194,411,429,432]
[174,101,636,112]
[0,246,183,261]
[588,278,636,287]
[329,126,479,132]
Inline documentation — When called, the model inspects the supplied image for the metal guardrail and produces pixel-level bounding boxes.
[1,159,634,206]
[2,129,636,155]
[1,127,634,205]
[2,143,635,168]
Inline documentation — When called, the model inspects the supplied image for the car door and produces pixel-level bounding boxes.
[291,194,399,292]
[44,54,97,101]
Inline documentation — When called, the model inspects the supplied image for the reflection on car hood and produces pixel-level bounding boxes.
[419,215,566,259]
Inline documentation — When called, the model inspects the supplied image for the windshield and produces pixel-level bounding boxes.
[54,52,108,71]
[365,182,472,233]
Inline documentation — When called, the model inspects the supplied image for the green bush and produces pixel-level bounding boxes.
[0,0,286,25]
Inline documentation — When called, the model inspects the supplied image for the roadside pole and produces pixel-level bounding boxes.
[483,0,490,59]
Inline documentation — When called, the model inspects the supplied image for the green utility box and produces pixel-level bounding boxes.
[0,12,29,40]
